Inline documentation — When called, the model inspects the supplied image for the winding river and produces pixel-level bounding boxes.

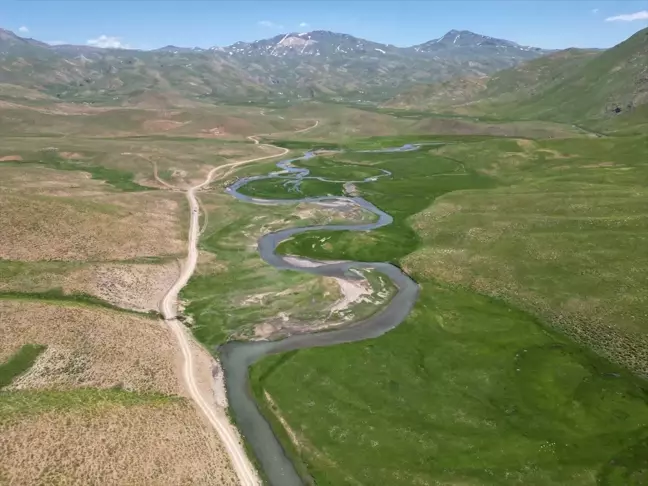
[219,144,423,486]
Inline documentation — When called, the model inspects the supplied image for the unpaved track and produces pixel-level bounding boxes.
[159,122,317,486]
[294,119,319,133]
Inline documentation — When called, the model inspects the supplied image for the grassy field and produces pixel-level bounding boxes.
[253,283,648,485]
[403,135,648,377]
[248,133,648,485]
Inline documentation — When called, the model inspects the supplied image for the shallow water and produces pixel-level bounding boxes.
[219,144,422,486]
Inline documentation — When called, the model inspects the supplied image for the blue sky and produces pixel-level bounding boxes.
[1,0,647,50]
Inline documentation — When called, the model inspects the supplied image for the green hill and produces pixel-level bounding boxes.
[495,27,648,122]
[384,48,598,113]
[482,48,600,103]
[385,27,648,127]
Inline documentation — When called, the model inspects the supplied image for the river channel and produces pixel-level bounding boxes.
[219,144,423,485]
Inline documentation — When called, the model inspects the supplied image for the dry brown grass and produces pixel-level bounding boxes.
[0,399,238,486]
[63,262,180,312]
[0,166,108,197]
[0,301,180,394]
[0,191,184,261]
[0,259,179,314]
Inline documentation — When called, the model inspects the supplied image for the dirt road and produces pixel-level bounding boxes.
[159,123,316,486]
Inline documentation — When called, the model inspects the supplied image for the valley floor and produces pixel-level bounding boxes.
[2,99,647,486]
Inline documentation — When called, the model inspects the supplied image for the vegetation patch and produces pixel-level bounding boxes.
[0,289,157,317]
[0,388,175,420]
[0,344,46,389]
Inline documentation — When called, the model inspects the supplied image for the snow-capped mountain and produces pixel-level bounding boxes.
[0,27,551,102]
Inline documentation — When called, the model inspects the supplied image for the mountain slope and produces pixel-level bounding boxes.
[0,27,550,104]
[385,27,648,125]
[384,48,600,112]
[497,27,648,121]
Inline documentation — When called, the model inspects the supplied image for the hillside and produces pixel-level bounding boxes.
[0,27,550,105]
[384,76,490,110]
[385,48,600,112]
[497,26,648,122]
[384,27,648,125]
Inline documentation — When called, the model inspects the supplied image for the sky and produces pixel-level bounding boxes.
[1,0,647,50]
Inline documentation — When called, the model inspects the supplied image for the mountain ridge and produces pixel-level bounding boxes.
[0,26,554,104]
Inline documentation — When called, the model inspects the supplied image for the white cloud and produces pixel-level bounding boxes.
[591,8,599,15]
[258,20,283,29]
[299,22,310,28]
[87,34,129,49]
[18,26,29,33]
[605,10,648,22]
[46,40,67,46]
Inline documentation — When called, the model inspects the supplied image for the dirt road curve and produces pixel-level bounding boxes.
[159,122,317,486]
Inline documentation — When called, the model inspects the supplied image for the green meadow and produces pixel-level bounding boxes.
[247,133,648,485]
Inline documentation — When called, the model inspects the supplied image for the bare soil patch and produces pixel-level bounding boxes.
[142,119,189,132]
[537,149,575,159]
[264,391,301,448]
[581,161,618,168]
[0,155,22,161]
[0,301,179,394]
[516,139,536,150]
[59,151,85,159]
[329,275,372,314]
[0,400,238,485]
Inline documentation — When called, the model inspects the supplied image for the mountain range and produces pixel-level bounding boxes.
[0,27,550,104]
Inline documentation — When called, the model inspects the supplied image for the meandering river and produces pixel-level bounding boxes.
[220,145,422,486]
